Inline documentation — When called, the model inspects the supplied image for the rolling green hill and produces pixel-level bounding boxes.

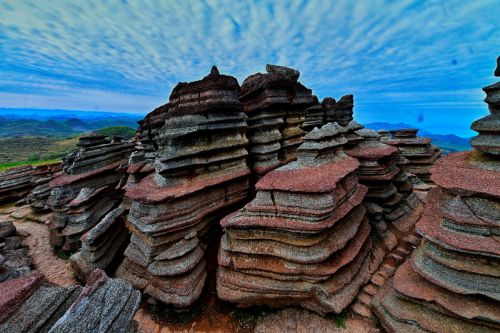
[0,126,137,170]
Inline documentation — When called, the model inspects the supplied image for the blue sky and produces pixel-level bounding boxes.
[1,0,498,137]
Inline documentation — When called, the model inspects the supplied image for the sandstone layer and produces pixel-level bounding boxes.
[217,123,374,315]
[373,58,500,333]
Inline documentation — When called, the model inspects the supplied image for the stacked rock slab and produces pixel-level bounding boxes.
[70,206,129,281]
[345,129,408,235]
[26,163,63,212]
[0,163,62,206]
[302,96,325,132]
[323,94,354,126]
[48,134,134,251]
[117,67,251,308]
[239,64,313,178]
[385,129,441,183]
[138,103,170,163]
[0,221,33,282]
[373,59,500,332]
[0,269,140,332]
[217,122,374,315]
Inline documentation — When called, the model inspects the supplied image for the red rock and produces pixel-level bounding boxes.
[0,274,42,323]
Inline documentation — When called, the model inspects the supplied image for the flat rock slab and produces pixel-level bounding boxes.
[0,273,42,323]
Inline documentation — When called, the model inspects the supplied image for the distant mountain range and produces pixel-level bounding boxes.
[365,122,472,154]
[0,109,472,154]
[0,108,142,138]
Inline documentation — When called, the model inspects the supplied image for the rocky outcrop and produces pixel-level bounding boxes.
[322,94,354,127]
[70,206,129,281]
[138,103,170,163]
[47,134,134,251]
[385,129,441,183]
[302,96,325,132]
[0,163,62,206]
[470,66,500,155]
[240,64,313,178]
[346,129,420,239]
[0,273,42,323]
[0,269,140,333]
[217,123,374,315]
[0,220,33,282]
[373,58,500,333]
[117,67,251,308]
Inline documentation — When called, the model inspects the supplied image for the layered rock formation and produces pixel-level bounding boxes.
[385,129,441,183]
[302,96,325,132]
[0,221,33,282]
[217,122,374,315]
[373,58,500,333]
[26,163,64,212]
[0,163,62,206]
[239,64,313,178]
[48,134,134,251]
[138,103,170,163]
[322,94,354,126]
[70,206,129,281]
[346,129,419,238]
[0,269,140,332]
[117,67,251,308]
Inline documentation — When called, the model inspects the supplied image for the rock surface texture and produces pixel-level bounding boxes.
[117,67,251,308]
[239,64,314,178]
[47,134,134,251]
[372,58,500,333]
[0,163,62,206]
[217,122,375,315]
[385,129,441,183]
[0,269,140,332]
[0,220,33,282]
[70,206,129,281]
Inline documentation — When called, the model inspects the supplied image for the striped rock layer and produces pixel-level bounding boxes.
[217,123,375,315]
[116,67,251,308]
[47,135,134,251]
[373,60,500,333]
[385,128,441,183]
[239,65,314,178]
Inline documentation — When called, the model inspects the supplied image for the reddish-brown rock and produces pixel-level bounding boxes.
[217,123,375,315]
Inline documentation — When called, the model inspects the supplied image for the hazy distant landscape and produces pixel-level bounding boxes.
[0,108,471,172]
[0,109,140,170]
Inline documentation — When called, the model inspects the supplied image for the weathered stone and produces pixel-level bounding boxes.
[217,123,374,315]
[373,57,500,333]
[118,67,251,308]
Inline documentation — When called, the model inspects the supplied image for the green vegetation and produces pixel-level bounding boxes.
[94,126,136,140]
[326,310,347,329]
[0,126,136,172]
[0,159,61,173]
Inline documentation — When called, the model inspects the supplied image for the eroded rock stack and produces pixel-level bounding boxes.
[302,96,325,132]
[322,94,354,127]
[117,67,251,308]
[217,122,374,315]
[346,129,420,238]
[240,64,313,178]
[385,129,441,183]
[26,163,63,212]
[0,269,140,332]
[138,103,170,163]
[70,206,129,281]
[0,221,33,282]
[48,134,134,251]
[0,163,62,206]
[373,59,500,333]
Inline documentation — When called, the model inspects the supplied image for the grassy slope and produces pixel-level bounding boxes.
[0,126,135,171]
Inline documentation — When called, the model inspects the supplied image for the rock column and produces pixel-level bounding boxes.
[372,58,500,333]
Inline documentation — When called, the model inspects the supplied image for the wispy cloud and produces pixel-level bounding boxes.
[0,0,498,135]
